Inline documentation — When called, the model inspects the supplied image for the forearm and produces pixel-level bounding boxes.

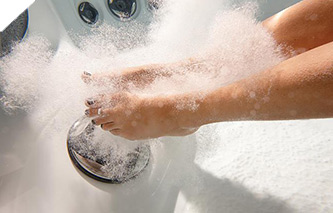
[179,41,333,127]
[263,0,333,57]
[120,57,203,85]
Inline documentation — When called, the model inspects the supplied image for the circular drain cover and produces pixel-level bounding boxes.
[67,116,150,183]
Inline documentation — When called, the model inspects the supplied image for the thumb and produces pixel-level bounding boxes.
[81,71,125,89]
[81,71,93,84]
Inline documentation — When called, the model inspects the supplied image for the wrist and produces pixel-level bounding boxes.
[160,93,211,129]
[191,85,248,125]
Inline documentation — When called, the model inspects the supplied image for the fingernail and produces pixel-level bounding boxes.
[92,120,96,125]
[85,109,89,116]
[86,99,95,105]
[83,71,92,76]
[97,108,102,115]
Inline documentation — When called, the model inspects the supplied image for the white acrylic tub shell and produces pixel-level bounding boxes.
[1,0,332,213]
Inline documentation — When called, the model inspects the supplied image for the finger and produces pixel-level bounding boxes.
[85,93,124,109]
[92,113,115,125]
[82,71,123,86]
[101,122,120,131]
[82,72,109,84]
[85,94,106,108]
[82,71,92,84]
[85,108,104,117]
[85,99,101,108]
[109,128,121,136]
[92,113,113,125]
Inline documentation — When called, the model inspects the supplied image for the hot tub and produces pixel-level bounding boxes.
[1,0,332,213]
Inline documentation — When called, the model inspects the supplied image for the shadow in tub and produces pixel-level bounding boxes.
[69,130,294,213]
[0,109,41,209]
[181,165,292,213]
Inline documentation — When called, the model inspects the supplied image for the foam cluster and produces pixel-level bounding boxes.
[0,0,284,182]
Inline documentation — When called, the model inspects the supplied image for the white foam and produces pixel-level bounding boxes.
[0,1,292,211]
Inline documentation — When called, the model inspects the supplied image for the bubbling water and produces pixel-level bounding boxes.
[0,1,284,180]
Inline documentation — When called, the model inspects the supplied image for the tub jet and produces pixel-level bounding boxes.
[78,2,99,25]
[108,0,137,19]
[67,116,150,183]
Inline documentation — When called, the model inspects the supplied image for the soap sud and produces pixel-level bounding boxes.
[0,0,285,191]
[71,21,149,58]
[69,123,148,181]
[0,36,53,113]
[0,3,284,116]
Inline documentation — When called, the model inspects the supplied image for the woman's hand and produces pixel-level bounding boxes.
[82,64,172,90]
[81,59,203,140]
[85,92,199,140]
[81,58,203,90]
